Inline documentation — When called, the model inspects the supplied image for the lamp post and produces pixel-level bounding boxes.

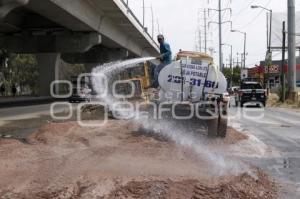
[231,30,246,69]
[251,5,272,92]
[222,43,233,87]
[251,5,272,53]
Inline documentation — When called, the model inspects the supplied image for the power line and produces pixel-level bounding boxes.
[235,0,271,30]
[231,0,256,22]
[222,0,231,19]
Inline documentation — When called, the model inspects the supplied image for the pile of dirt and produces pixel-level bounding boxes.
[268,93,300,110]
[107,169,276,199]
[267,93,280,107]
[28,122,76,144]
[0,121,277,198]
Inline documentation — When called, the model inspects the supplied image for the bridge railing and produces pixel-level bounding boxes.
[119,0,158,48]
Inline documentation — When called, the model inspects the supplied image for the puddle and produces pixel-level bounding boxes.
[0,127,37,139]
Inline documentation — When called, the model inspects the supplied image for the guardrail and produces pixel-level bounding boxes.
[119,0,158,48]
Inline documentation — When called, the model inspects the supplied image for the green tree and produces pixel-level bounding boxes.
[3,54,39,95]
[223,66,241,87]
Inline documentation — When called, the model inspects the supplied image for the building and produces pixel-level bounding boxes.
[248,57,300,92]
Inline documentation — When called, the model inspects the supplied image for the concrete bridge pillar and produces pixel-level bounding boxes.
[36,53,60,97]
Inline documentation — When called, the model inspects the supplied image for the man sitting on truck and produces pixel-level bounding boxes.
[151,34,172,88]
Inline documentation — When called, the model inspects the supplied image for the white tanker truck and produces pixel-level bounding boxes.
[152,51,229,137]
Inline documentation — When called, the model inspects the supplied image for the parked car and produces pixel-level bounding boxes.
[235,81,267,107]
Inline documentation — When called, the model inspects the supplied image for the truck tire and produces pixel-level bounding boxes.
[217,116,228,138]
[207,117,218,138]
[240,101,244,107]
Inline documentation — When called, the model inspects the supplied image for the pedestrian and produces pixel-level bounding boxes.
[152,34,172,88]
[11,84,17,97]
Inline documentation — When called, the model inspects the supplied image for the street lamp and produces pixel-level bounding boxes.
[221,43,233,87]
[231,30,246,69]
[251,5,272,53]
[251,5,272,92]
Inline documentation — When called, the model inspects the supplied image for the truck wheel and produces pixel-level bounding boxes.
[207,117,218,138]
[240,101,244,107]
[217,116,228,138]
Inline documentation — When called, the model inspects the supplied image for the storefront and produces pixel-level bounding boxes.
[250,57,300,92]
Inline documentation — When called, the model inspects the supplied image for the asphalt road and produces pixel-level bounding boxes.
[0,103,73,120]
[229,100,300,198]
[0,103,77,140]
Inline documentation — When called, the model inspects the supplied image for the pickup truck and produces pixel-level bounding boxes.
[235,81,267,107]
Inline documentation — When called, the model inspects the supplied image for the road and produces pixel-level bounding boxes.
[0,103,75,139]
[0,103,56,120]
[229,100,300,198]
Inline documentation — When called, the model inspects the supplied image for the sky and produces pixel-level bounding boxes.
[129,0,300,68]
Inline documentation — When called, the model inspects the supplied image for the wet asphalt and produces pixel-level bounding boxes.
[229,99,300,198]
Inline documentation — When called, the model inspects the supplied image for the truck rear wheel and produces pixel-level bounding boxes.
[240,101,244,107]
[207,117,218,138]
[217,116,228,137]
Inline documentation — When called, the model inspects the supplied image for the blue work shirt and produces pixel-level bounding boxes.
[160,42,172,64]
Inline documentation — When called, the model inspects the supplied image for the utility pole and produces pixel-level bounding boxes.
[266,13,269,49]
[243,33,246,68]
[281,21,286,102]
[235,53,242,68]
[241,54,244,68]
[208,1,232,71]
[222,43,233,87]
[231,30,246,69]
[218,0,223,71]
[288,0,296,93]
[157,19,160,34]
[142,0,145,28]
[199,30,202,52]
[251,5,273,91]
[204,9,208,54]
[269,10,272,53]
[150,5,154,38]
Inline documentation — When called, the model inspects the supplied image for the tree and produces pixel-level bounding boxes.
[223,66,241,87]
[3,54,39,95]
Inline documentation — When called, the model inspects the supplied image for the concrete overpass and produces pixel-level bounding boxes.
[0,0,160,96]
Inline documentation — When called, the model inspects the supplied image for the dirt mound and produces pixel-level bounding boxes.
[0,121,277,198]
[0,138,21,146]
[225,127,249,143]
[267,93,280,107]
[28,122,76,144]
[104,169,276,199]
[0,170,276,199]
